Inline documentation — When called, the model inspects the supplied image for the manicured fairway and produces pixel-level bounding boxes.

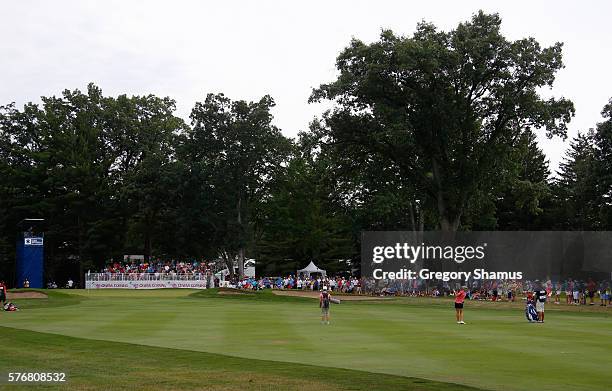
[1,289,611,391]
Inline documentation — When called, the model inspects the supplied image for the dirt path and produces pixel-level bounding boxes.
[7,291,48,299]
[272,290,390,301]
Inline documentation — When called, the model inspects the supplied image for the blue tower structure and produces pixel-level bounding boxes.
[16,219,45,288]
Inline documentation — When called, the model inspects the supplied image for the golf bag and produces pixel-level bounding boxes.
[525,301,538,322]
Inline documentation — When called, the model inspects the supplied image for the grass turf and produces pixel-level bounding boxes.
[1,289,610,391]
[0,326,481,391]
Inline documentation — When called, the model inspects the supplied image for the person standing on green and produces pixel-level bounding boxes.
[455,285,467,324]
[319,286,332,325]
[0,280,7,306]
[534,282,547,323]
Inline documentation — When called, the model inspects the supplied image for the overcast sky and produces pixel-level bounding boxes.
[2,1,611,173]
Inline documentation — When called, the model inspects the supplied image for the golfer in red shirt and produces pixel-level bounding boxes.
[455,285,467,324]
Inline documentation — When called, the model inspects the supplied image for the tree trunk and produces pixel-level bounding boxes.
[408,201,420,245]
[419,209,424,233]
[408,202,416,232]
[440,217,460,232]
[238,248,245,278]
[237,195,245,278]
[143,211,158,263]
[144,230,152,262]
[77,215,84,288]
[432,159,461,232]
[222,251,235,279]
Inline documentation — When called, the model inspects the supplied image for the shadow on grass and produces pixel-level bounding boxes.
[0,326,484,391]
[188,288,315,303]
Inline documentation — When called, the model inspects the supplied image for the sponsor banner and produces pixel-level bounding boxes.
[24,237,44,246]
[85,280,208,289]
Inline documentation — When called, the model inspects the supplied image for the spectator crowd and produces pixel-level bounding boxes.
[370,277,612,306]
[91,260,215,281]
[233,275,362,294]
[90,260,611,307]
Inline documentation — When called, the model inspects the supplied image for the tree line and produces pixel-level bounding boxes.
[1,12,610,284]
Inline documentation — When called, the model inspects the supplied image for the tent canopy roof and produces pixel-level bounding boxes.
[297,261,326,274]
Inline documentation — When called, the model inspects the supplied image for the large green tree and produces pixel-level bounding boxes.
[255,134,355,275]
[0,85,117,284]
[483,130,552,230]
[0,85,188,285]
[109,94,187,261]
[592,99,612,227]
[552,132,599,230]
[552,98,612,230]
[311,11,574,231]
[185,93,292,277]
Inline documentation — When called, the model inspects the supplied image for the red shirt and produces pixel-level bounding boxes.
[455,289,466,304]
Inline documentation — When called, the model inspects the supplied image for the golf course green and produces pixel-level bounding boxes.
[1,289,610,391]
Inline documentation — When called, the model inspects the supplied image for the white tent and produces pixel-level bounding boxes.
[297,261,326,278]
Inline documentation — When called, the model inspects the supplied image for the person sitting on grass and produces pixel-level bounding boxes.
[319,286,331,325]
[454,285,467,325]
[3,302,19,311]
